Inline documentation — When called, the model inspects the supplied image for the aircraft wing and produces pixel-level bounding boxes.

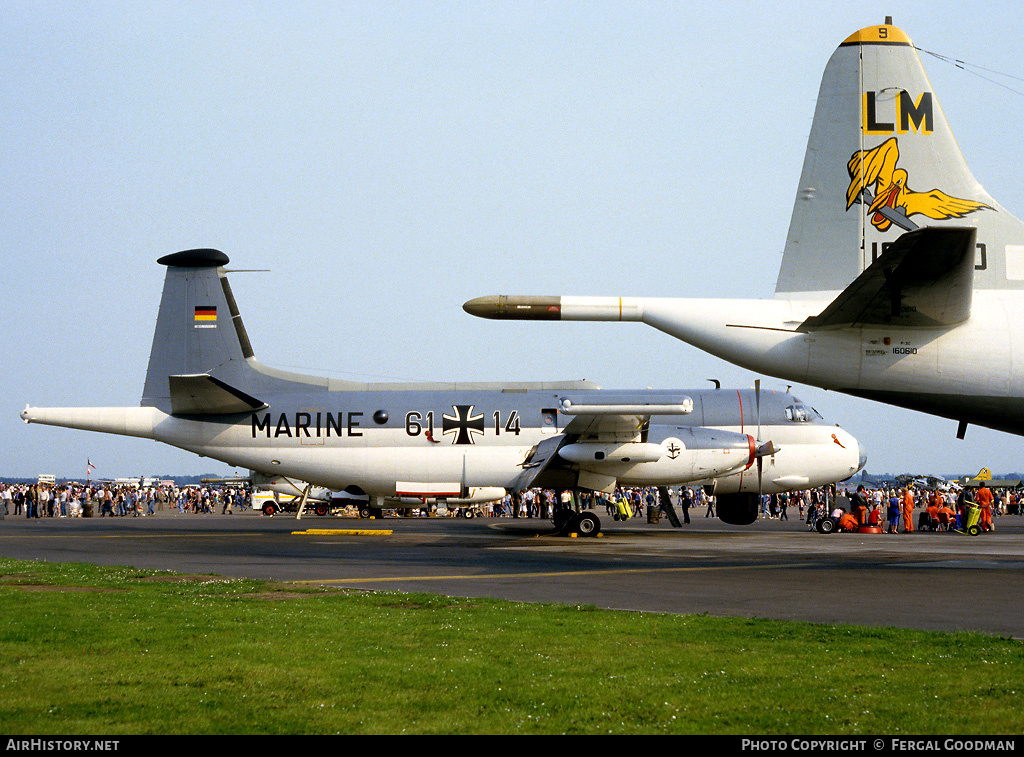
[798,226,977,331]
[511,393,695,492]
[560,412,647,441]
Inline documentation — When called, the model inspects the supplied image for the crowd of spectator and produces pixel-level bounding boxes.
[0,482,251,518]
[2,479,1020,531]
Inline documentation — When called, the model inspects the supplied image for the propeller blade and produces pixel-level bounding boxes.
[755,379,761,444]
[754,379,763,497]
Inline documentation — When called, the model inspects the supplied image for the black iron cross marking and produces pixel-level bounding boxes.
[442,405,485,445]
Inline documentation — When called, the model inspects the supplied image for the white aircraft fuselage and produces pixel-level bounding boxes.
[22,386,862,499]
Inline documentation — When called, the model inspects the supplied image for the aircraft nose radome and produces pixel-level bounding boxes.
[837,428,867,474]
[829,427,864,475]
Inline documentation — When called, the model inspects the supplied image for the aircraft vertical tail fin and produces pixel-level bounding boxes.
[775,22,1024,296]
[141,249,261,413]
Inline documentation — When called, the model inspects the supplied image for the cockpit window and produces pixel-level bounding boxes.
[785,404,823,422]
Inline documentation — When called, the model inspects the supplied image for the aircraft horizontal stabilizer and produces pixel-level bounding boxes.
[798,227,977,331]
[168,374,268,416]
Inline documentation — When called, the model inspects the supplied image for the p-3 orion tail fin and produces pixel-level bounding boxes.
[775,21,1024,298]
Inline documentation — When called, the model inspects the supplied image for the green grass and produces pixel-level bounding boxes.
[0,558,1021,734]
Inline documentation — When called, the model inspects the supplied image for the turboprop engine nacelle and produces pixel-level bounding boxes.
[560,428,756,488]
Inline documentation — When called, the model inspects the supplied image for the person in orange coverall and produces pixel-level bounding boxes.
[976,483,994,532]
[837,511,859,532]
[851,485,869,525]
[924,496,940,530]
[902,488,915,533]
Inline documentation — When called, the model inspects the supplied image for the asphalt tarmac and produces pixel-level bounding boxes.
[2,509,1023,638]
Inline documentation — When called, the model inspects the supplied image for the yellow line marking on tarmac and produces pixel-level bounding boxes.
[289,562,808,585]
[292,529,392,536]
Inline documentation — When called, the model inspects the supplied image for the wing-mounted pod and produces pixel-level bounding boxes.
[558,393,694,417]
[558,391,693,445]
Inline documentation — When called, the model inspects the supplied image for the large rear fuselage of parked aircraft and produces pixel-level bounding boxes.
[465,21,1024,442]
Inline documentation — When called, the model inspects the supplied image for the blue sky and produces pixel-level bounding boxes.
[3,1,1023,480]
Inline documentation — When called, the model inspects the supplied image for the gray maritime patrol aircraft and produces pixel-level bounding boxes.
[22,250,864,534]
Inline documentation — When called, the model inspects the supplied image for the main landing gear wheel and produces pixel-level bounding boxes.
[573,512,601,537]
[554,511,602,537]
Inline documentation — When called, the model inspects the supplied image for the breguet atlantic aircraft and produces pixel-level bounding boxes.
[465,20,1024,442]
[21,250,863,532]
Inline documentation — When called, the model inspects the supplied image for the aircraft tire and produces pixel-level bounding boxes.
[574,512,601,537]
[358,506,371,519]
[462,509,475,519]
